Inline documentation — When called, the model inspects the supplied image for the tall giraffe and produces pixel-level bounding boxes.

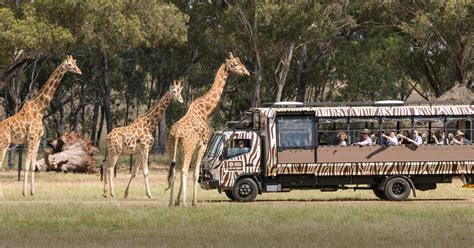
[166,52,250,207]
[0,55,82,196]
[102,80,184,198]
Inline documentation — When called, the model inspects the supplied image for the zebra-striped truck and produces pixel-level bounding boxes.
[199,101,474,201]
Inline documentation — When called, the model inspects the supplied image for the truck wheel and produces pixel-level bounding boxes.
[224,190,235,201]
[384,177,411,201]
[372,189,387,200]
[232,178,258,202]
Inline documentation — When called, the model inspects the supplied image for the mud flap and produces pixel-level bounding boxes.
[462,175,474,188]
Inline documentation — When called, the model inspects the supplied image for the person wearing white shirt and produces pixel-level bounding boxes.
[354,129,372,147]
[382,131,398,146]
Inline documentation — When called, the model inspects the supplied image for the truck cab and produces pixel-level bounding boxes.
[199,112,263,201]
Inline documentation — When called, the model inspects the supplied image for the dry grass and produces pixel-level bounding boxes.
[1,167,473,248]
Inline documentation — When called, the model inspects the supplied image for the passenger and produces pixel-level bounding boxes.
[432,130,448,145]
[370,133,377,146]
[400,130,411,145]
[337,131,348,146]
[353,129,372,147]
[421,132,428,144]
[382,131,398,146]
[227,139,250,157]
[448,132,454,144]
[453,130,472,145]
[399,130,422,146]
[410,130,423,146]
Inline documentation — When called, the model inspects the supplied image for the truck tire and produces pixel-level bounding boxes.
[232,178,258,202]
[384,177,411,201]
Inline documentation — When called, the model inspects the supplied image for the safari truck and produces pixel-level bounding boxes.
[199,101,474,201]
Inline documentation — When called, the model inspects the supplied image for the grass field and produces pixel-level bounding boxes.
[1,166,473,248]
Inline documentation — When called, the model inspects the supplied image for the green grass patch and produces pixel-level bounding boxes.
[1,171,473,247]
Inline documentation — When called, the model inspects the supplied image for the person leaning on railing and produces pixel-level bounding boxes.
[382,131,398,146]
[453,130,472,145]
[353,129,372,147]
[398,130,422,146]
[400,130,411,144]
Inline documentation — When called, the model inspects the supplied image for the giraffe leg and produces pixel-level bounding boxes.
[0,130,9,169]
[166,137,178,207]
[23,138,38,196]
[192,143,207,207]
[175,178,183,206]
[124,153,141,198]
[0,144,8,170]
[141,150,152,199]
[29,139,41,196]
[168,166,177,207]
[102,161,108,197]
[179,167,189,207]
[103,154,119,198]
[178,151,193,207]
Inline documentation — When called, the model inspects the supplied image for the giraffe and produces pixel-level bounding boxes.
[0,55,82,196]
[166,52,250,207]
[102,80,184,198]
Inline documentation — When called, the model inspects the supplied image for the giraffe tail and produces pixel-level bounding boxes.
[165,139,179,192]
[100,149,108,181]
[164,161,176,192]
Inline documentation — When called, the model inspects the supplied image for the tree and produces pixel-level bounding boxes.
[394,0,473,96]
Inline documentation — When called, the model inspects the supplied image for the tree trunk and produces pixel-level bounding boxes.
[36,132,97,173]
[252,51,263,107]
[274,43,294,102]
[90,92,100,146]
[152,81,166,154]
[58,105,64,135]
[96,105,105,148]
[125,96,130,126]
[79,83,85,136]
[102,49,113,134]
[157,112,167,154]
[295,44,308,102]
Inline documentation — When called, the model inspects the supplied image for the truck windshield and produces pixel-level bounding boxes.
[205,134,224,158]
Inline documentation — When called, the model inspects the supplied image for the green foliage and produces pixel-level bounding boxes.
[1,0,472,138]
[0,4,73,57]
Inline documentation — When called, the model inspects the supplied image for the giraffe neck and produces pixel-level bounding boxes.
[197,64,229,118]
[137,90,173,128]
[30,65,67,114]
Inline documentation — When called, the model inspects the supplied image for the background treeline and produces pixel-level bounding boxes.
[0,0,472,160]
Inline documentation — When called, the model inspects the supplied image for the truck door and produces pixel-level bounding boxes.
[220,132,261,189]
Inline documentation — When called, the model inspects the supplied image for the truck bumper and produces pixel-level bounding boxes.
[200,179,219,190]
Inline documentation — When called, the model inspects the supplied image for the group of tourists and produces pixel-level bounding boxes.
[337,129,472,147]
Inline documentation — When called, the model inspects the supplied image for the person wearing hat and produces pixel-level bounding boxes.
[353,128,373,147]
[453,130,472,145]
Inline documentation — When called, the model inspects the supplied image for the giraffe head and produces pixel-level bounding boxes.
[225,52,250,77]
[62,55,82,75]
[170,80,184,103]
